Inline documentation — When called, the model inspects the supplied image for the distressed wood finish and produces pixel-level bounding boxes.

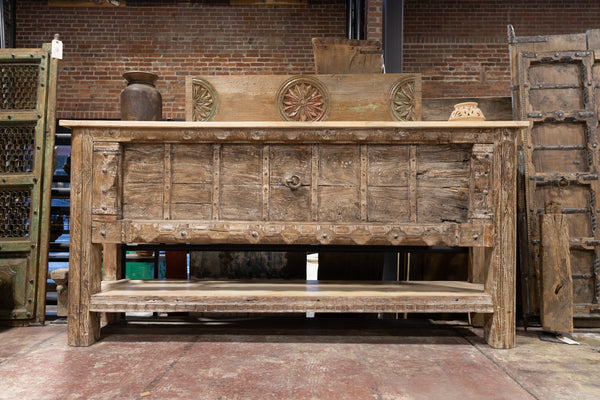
[0,45,59,326]
[540,202,574,333]
[62,120,527,348]
[510,27,600,321]
[312,38,383,74]
[185,74,421,122]
[92,280,493,314]
[484,128,518,349]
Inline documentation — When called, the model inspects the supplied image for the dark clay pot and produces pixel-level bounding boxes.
[120,71,162,121]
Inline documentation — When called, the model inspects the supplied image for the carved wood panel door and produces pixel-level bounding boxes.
[511,31,600,322]
[0,45,57,324]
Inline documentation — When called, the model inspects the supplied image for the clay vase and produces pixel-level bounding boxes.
[448,102,486,121]
[120,71,162,121]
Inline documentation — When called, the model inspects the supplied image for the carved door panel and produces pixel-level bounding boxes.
[0,46,56,324]
[122,142,474,226]
[513,45,600,320]
[269,145,312,221]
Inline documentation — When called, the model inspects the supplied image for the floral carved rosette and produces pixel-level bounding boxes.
[192,79,218,121]
[389,77,416,121]
[277,76,329,121]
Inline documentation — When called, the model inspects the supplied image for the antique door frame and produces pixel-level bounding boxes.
[0,43,59,324]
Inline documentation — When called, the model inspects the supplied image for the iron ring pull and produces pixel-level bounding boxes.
[284,174,302,190]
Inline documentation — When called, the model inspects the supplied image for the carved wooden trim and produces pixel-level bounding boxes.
[310,144,319,221]
[75,122,504,144]
[360,144,368,221]
[389,77,417,121]
[186,74,422,122]
[470,144,494,219]
[408,145,418,222]
[91,219,494,248]
[276,76,329,121]
[163,144,172,220]
[191,79,218,121]
[212,144,221,220]
[262,144,270,221]
[91,143,121,217]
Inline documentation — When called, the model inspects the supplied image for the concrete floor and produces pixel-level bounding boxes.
[0,315,599,400]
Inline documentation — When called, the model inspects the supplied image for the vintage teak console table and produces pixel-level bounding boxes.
[61,120,529,348]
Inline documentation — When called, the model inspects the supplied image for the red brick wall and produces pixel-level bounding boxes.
[16,0,346,120]
[16,0,600,118]
[403,0,600,98]
[366,0,383,42]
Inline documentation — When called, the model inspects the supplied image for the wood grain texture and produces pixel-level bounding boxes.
[484,128,517,349]
[67,131,101,346]
[61,120,527,348]
[185,74,421,122]
[312,38,383,74]
[92,219,493,248]
[36,44,60,324]
[540,203,574,333]
[91,279,493,314]
[67,129,83,346]
[92,143,121,216]
[511,33,600,320]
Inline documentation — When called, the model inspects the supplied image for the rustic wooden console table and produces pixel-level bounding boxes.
[61,120,529,348]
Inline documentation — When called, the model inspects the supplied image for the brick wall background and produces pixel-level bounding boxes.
[15,0,600,119]
[17,0,346,120]
[403,0,600,98]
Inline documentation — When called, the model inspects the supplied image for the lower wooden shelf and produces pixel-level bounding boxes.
[91,279,493,314]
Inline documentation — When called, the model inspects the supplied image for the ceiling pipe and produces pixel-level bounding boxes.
[346,0,365,40]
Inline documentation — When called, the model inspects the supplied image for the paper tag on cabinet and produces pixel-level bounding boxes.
[52,39,63,60]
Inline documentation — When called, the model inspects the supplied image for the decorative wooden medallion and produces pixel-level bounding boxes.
[192,79,218,121]
[276,76,329,121]
[389,77,416,121]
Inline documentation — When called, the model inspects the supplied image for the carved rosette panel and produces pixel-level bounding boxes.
[192,79,218,121]
[389,77,416,121]
[277,76,329,121]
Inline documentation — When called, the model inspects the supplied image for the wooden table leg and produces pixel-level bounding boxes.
[484,128,517,349]
[469,247,490,327]
[101,243,122,326]
[67,131,101,346]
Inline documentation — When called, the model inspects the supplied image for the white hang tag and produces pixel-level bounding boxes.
[52,39,63,60]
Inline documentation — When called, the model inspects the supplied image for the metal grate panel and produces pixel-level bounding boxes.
[0,63,39,110]
[0,188,31,238]
[0,124,36,173]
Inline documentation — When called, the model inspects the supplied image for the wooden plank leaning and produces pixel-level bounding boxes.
[540,201,573,333]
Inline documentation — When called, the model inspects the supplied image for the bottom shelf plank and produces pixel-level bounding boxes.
[91,279,493,314]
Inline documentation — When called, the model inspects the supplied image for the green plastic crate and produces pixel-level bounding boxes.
[126,261,154,279]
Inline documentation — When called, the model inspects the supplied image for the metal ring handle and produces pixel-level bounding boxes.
[284,174,302,190]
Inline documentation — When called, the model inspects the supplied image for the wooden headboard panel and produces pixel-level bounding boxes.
[185,74,421,122]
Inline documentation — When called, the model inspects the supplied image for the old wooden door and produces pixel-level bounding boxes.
[0,45,58,324]
[510,28,600,322]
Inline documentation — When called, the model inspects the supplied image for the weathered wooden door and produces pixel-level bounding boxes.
[0,45,58,324]
[510,28,600,322]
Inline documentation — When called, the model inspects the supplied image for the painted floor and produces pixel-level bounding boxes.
[0,316,599,400]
